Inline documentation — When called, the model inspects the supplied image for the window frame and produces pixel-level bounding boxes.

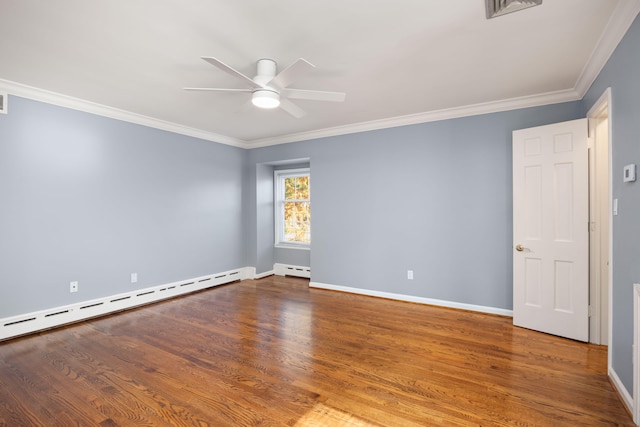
[274,168,311,250]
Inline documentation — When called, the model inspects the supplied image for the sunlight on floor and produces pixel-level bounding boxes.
[294,403,378,426]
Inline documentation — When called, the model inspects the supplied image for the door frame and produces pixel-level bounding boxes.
[586,87,613,351]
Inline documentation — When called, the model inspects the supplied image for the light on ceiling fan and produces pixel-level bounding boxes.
[252,90,280,109]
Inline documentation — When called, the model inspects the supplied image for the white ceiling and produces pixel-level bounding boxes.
[0,0,638,148]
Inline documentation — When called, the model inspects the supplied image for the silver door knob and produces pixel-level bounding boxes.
[515,244,525,252]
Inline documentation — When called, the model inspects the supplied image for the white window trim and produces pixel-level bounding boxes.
[274,168,310,250]
[0,92,7,114]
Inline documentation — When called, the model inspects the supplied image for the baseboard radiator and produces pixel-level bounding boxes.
[274,263,311,278]
[0,267,254,341]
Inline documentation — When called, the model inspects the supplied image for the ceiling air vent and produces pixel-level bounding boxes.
[0,92,6,114]
[486,0,542,19]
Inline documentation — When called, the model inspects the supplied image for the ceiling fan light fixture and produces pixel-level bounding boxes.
[486,0,542,19]
[252,89,280,109]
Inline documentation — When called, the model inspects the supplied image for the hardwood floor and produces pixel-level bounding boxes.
[0,275,633,426]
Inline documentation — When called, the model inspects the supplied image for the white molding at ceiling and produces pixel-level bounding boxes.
[0,79,245,148]
[1,1,637,150]
[247,1,640,149]
[573,0,640,97]
[246,88,582,148]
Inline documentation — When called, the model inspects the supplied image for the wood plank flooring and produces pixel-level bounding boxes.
[0,275,633,426]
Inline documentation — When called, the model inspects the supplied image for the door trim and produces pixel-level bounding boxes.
[586,87,613,352]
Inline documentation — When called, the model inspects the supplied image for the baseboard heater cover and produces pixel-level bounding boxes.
[274,263,311,278]
[0,267,253,341]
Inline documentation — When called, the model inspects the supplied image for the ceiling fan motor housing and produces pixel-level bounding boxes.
[251,59,280,108]
[254,59,277,85]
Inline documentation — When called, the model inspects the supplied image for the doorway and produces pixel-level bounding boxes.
[587,88,612,347]
[512,89,612,345]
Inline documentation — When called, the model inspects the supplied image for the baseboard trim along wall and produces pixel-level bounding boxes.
[609,366,634,416]
[309,281,514,317]
[254,269,275,279]
[0,267,255,341]
[274,263,311,278]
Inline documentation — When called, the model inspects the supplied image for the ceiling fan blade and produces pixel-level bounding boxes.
[201,57,262,89]
[279,98,307,118]
[183,87,253,93]
[268,58,315,89]
[281,88,346,102]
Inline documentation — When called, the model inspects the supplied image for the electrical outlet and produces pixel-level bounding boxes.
[131,273,138,284]
[407,270,414,280]
[70,281,78,293]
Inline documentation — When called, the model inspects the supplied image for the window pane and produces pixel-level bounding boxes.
[284,176,310,200]
[284,177,296,199]
[284,201,310,243]
[295,176,310,200]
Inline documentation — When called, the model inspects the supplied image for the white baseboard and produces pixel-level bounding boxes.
[0,267,253,341]
[309,281,513,317]
[254,269,275,279]
[274,263,311,278]
[609,365,634,417]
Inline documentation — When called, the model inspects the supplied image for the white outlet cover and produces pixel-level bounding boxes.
[70,281,78,293]
[623,164,636,182]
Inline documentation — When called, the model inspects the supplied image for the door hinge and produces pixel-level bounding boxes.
[588,305,593,317]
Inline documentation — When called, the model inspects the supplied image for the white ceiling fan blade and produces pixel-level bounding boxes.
[279,98,307,118]
[281,88,346,102]
[183,87,253,93]
[268,58,315,89]
[201,57,262,89]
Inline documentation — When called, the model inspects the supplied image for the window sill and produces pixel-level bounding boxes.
[274,243,311,251]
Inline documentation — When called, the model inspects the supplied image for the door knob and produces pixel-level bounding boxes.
[515,244,525,252]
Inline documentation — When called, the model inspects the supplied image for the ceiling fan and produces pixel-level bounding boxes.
[184,57,346,118]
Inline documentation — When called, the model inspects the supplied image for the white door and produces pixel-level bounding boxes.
[512,118,589,342]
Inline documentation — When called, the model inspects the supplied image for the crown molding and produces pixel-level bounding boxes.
[0,79,247,148]
[2,0,637,151]
[246,88,582,148]
[574,0,640,97]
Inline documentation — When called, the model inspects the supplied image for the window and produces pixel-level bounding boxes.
[275,168,310,248]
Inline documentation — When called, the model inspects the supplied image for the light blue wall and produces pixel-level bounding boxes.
[581,14,640,396]
[248,102,583,310]
[255,163,275,273]
[0,96,246,318]
[274,247,310,267]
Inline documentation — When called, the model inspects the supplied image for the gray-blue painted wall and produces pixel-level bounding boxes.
[0,96,246,317]
[248,103,583,311]
[581,14,640,396]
